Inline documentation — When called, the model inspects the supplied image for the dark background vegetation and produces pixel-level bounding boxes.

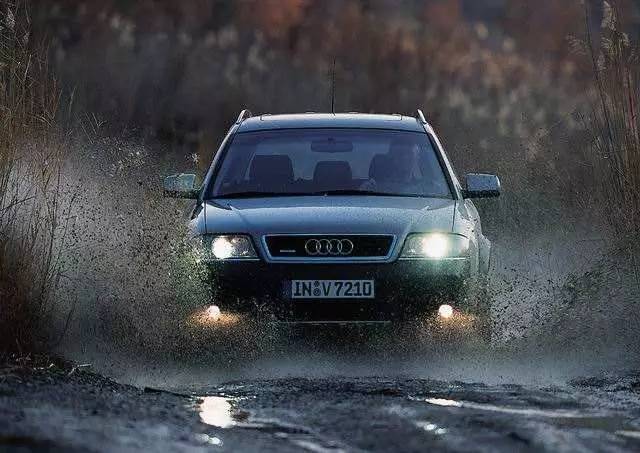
[2,0,640,355]
[32,0,598,155]
[26,0,634,223]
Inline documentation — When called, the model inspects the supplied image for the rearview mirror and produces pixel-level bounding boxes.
[163,173,199,199]
[463,173,501,199]
[311,138,353,153]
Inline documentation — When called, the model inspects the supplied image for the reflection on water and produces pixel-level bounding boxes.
[419,397,592,418]
[199,396,235,428]
[415,421,448,435]
[195,433,224,446]
[421,398,463,408]
[196,395,347,451]
[415,396,640,439]
[616,430,640,440]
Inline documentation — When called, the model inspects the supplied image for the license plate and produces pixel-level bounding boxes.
[290,280,375,299]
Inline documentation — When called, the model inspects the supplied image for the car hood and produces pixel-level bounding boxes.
[200,196,456,237]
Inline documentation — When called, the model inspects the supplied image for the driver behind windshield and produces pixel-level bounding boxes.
[362,139,446,196]
[211,129,451,199]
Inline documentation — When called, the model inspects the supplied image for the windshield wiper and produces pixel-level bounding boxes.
[214,191,309,199]
[214,189,429,199]
[308,189,422,197]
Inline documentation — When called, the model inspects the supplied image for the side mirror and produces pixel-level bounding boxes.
[463,173,501,199]
[163,173,199,199]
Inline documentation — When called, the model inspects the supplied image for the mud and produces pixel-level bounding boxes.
[22,136,638,452]
[1,362,640,452]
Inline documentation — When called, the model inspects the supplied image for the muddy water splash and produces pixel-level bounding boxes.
[51,137,640,387]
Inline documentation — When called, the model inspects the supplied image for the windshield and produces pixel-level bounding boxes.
[209,128,452,198]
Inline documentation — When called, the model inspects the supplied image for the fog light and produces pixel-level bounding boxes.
[212,237,234,259]
[438,304,454,319]
[206,305,221,321]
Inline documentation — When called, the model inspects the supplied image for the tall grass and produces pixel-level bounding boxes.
[0,1,70,354]
[583,1,640,239]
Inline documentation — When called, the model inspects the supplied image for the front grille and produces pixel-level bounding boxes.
[264,235,394,259]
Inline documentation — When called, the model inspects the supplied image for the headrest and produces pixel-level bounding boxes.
[313,161,352,184]
[369,154,394,181]
[249,155,294,187]
[389,139,417,156]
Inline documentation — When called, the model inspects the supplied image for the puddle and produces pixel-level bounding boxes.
[199,396,236,428]
[420,398,463,408]
[197,395,317,433]
[553,415,632,431]
[196,395,347,451]
[416,397,595,418]
[412,396,640,440]
[289,439,345,453]
[616,430,640,440]
[195,433,224,446]
[415,421,448,435]
[387,404,449,436]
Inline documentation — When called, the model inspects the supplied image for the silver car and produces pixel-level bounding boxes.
[165,110,500,334]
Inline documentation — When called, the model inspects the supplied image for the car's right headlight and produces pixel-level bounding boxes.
[211,235,257,259]
[400,233,469,259]
[192,235,258,261]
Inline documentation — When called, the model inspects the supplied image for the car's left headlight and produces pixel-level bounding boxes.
[193,235,258,261]
[400,233,470,259]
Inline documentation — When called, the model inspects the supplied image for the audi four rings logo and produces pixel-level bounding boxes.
[304,238,354,256]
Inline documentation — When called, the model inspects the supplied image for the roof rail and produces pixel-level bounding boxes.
[235,109,253,124]
[416,109,427,124]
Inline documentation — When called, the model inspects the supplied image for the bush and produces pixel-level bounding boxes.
[582,1,640,238]
[0,2,70,354]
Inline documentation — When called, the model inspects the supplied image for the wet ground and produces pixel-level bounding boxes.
[1,360,640,452]
[189,374,640,452]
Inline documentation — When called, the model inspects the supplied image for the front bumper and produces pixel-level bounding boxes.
[206,258,472,322]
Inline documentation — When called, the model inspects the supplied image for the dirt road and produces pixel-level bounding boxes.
[1,361,640,452]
